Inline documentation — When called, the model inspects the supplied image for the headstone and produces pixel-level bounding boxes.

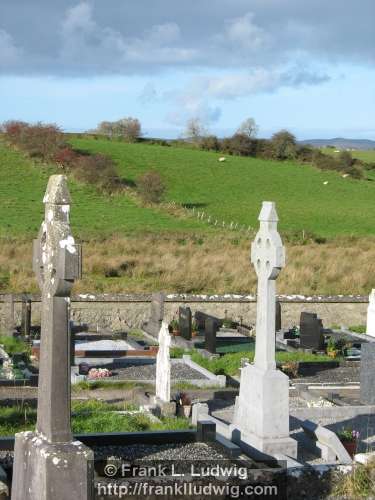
[143,292,165,337]
[205,318,218,354]
[300,312,324,350]
[195,311,222,331]
[233,201,297,458]
[21,294,31,337]
[275,298,281,332]
[4,294,15,336]
[155,321,171,403]
[179,306,192,340]
[360,343,375,404]
[12,175,94,500]
[366,289,375,337]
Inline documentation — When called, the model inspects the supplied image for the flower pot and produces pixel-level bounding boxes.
[177,405,191,418]
[173,330,180,336]
[192,331,198,338]
[342,440,357,458]
[327,350,337,358]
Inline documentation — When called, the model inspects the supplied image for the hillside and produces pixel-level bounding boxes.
[0,142,205,238]
[300,138,375,151]
[71,138,375,238]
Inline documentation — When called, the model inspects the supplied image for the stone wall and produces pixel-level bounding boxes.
[0,293,369,332]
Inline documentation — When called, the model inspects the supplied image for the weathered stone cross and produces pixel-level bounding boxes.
[33,175,81,443]
[251,201,285,371]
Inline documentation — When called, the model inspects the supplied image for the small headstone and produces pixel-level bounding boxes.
[366,289,375,337]
[79,362,90,376]
[360,343,375,404]
[205,318,218,354]
[21,295,31,337]
[155,321,171,403]
[179,306,192,340]
[300,312,325,350]
[4,294,15,336]
[275,298,281,332]
[143,292,165,338]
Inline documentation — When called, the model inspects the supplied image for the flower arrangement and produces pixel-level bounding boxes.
[88,368,112,379]
[338,428,360,443]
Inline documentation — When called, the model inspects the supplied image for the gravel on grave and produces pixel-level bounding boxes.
[294,364,360,385]
[108,362,207,381]
[93,442,230,462]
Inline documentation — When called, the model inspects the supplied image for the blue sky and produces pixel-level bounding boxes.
[0,1,374,139]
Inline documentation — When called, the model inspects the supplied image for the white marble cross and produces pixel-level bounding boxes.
[155,321,171,402]
[366,289,375,337]
[251,201,285,371]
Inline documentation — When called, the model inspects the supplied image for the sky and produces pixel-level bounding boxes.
[0,1,374,139]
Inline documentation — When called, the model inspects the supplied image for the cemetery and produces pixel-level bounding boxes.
[0,174,373,499]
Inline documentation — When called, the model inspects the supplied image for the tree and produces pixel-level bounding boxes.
[237,118,258,139]
[95,117,141,142]
[184,117,207,142]
[271,130,297,160]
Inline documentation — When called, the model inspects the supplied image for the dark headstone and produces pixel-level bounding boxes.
[205,318,219,354]
[197,421,216,442]
[179,306,192,340]
[360,343,375,404]
[195,311,222,331]
[79,362,90,376]
[275,299,281,332]
[143,292,165,338]
[299,312,324,350]
[21,295,31,337]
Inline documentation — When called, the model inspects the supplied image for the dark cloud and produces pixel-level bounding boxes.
[0,0,374,76]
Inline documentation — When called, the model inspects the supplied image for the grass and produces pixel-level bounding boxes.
[1,233,374,295]
[0,400,192,436]
[71,138,375,238]
[0,335,31,357]
[321,147,375,164]
[333,460,375,498]
[191,350,332,377]
[0,141,205,239]
[349,325,366,334]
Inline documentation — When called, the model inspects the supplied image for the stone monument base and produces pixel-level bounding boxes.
[152,396,176,417]
[12,431,94,500]
[233,364,297,459]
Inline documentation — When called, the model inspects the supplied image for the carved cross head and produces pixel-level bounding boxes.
[251,202,285,281]
[33,175,81,297]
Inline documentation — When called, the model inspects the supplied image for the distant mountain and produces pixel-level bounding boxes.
[299,138,375,150]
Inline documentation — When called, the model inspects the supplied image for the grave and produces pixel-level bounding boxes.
[142,292,165,338]
[179,306,192,340]
[300,312,325,350]
[360,343,375,404]
[366,289,375,337]
[233,201,297,458]
[12,175,94,500]
[205,317,219,354]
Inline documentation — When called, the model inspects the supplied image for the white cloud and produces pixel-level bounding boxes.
[224,12,270,50]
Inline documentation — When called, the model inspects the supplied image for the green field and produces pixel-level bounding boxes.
[0,142,205,238]
[70,138,375,237]
[321,147,375,164]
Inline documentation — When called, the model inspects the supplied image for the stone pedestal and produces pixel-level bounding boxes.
[12,431,94,500]
[233,364,297,457]
[366,290,375,337]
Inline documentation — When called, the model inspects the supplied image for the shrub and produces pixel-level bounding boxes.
[74,154,121,192]
[199,135,220,151]
[1,120,29,143]
[16,123,64,161]
[137,170,166,203]
[95,117,142,142]
[54,147,79,169]
[296,145,315,163]
[222,133,256,156]
[338,150,353,169]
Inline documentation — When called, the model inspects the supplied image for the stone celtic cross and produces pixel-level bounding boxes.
[251,201,285,371]
[33,175,81,443]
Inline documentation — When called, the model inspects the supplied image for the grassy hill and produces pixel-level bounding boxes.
[71,138,375,238]
[0,142,205,238]
[1,138,375,295]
